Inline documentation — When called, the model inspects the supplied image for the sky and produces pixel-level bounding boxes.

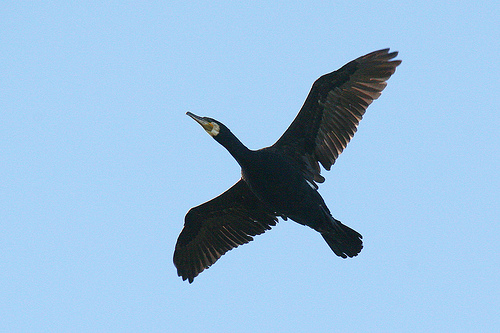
[1,1,499,332]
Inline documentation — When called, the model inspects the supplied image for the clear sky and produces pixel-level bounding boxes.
[1,1,499,332]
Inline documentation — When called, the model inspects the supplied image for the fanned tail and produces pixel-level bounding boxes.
[321,218,363,258]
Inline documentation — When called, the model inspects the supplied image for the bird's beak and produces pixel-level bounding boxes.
[186,112,214,132]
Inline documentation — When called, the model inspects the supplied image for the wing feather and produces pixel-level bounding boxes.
[273,48,401,181]
[173,179,278,283]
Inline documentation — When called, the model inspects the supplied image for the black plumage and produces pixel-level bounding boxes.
[174,49,401,283]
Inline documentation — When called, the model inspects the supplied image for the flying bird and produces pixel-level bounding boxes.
[174,49,401,283]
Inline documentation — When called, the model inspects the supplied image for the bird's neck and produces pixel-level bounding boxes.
[215,130,252,166]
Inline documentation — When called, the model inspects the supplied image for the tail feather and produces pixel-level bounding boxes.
[321,218,363,258]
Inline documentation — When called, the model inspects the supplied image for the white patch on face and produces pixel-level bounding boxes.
[207,122,220,137]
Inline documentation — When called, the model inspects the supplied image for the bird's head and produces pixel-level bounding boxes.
[186,111,247,157]
[186,112,222,137]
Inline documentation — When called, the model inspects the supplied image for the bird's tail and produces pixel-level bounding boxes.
[321,218,363,258]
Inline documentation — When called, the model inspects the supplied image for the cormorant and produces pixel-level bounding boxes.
[174,49,401,283]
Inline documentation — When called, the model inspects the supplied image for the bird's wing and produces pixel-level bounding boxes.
[174,179,278,283]
[272,49,401,183]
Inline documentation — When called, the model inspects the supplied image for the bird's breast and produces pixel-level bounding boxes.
[240,151,314,215]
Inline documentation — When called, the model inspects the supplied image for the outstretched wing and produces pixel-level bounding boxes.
[174,179,278,283]
[273,49,401,183]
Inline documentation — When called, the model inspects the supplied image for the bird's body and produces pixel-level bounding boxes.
[244,148,363,257]
[241,148,310,218]
[241,148,345,235]
[174,49,401,282]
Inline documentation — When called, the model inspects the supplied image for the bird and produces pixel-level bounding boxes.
[174,49,401,283]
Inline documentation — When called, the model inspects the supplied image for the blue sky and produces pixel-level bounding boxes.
[1,1,499,332]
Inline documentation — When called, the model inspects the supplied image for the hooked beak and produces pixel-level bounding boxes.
[186,112,214,132]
